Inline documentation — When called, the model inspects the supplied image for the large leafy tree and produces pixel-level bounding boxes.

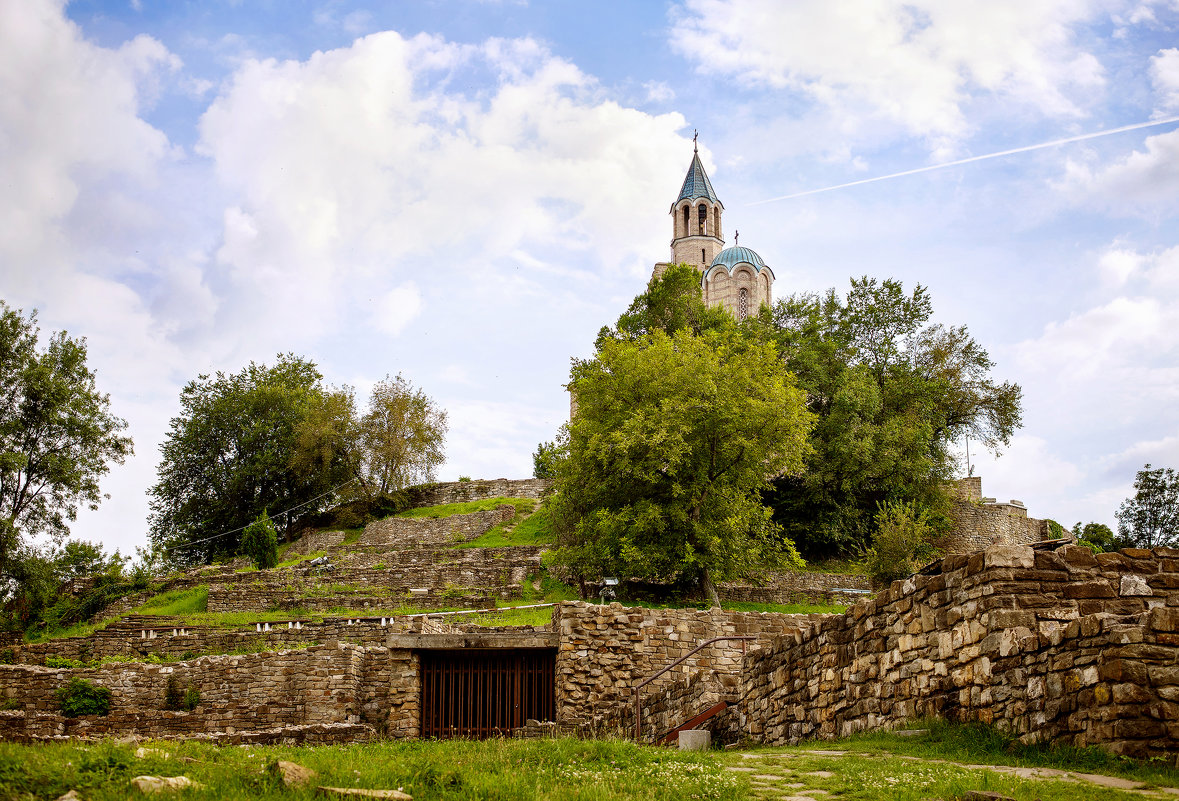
[0,302,132,571]
[1116,464,1179,548]
[549,327,813,606]
[356,374,447,495]
[148,355,353,564]
[758,278,1023,557]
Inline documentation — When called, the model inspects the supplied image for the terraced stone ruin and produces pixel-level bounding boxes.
[0,477,1174,761]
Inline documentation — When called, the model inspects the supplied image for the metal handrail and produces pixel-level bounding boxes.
[632,635,755,742]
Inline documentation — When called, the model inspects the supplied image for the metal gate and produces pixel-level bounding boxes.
[420,649,555,739]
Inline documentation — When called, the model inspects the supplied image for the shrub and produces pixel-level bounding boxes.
[56,678,111,717]
[240,510,279,570]
[183,686,200,711]
[0,648,14,664]
[164,676,201,711]
[458,475,472,482]
[0,698,21,711]
[46,656,86,669]
[861,500,940,587]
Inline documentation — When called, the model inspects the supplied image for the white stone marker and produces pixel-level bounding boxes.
[678,730,711,751]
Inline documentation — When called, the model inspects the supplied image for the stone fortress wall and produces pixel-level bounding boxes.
[739,543,1179,758]
[7,474,1174,759]
[940,476,1050,555]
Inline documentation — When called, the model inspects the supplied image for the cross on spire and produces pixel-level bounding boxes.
[734,229,739,245]
[693,129,698,152]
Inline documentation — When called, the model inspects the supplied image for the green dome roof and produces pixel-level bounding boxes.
[711,246,766,272]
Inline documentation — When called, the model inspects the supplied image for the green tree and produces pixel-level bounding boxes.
[1071,521,1119,553]
[596,263,731,347]
[860,500,940,586]
[532,441,559,480]
[1116,464,1179,548]
[239,510,279,570]
[148,355,349,564]
[549,328,813,606]
[356,374,447,494]
[757,278,1022,558]
[0,302,132,570]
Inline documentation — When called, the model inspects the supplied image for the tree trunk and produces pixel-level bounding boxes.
[700,566,721,609]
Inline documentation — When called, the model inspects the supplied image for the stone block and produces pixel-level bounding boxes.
[1059,546,1099,568]
[1063,581,1115,599]
[1149,607,1179,633]
[983,546,1035,570]
[1119,575,1154,597]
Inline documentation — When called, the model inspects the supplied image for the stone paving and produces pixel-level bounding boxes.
[726,750,1179,800]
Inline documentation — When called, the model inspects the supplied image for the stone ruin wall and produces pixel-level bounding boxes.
[553,602,831,741]
[740,543,1179,758]
[718,572,872,606]
[939,476,1048,556]
[0,642,393,743]
[405,478,551,507]
[360,505,515,549]
[4,612,551,666]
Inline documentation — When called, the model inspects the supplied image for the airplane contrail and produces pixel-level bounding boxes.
[747,115,1179,206]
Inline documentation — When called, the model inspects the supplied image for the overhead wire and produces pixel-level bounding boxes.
[160,477,359,553]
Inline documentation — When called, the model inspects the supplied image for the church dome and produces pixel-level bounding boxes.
[711,246,766,272]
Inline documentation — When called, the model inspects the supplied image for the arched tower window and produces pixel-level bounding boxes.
[738,287,749,320]
[698,204,707,236]
[681,205,690,238]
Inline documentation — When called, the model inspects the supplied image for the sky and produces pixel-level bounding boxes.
[2,0,1178,558]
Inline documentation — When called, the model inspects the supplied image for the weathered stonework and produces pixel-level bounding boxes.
[553,602,829,741]
[939,476,1050,556]
[719,572,872,606]
[739,544,1179,758]
[405,479,551,507]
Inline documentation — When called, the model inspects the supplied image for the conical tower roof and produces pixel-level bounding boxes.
[676,150,723,207]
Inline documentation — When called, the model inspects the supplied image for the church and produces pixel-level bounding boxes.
[651,141,774,319]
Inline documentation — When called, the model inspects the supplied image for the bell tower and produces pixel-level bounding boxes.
[669,134,724,273]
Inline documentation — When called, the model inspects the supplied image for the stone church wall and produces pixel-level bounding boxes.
[740,544,1179,758]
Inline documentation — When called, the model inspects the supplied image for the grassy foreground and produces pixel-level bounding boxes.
[0,737,739,801]
[1,724,1177,800]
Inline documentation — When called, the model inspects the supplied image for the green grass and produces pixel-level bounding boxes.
[132,586,209,616]
[0,729,1173,801]
[397,497,536,519]
[813,718,1179,787]
[0,737,743,801]
[456,503,553,549]
[719,600,847,614]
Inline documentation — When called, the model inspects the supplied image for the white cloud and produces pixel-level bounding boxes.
[372,283,423,337]
[1056,128,1179,213]
[195,30,693,351]
[1151,48,1179,112]
[669,0,1105,150]
[643,80,675,103]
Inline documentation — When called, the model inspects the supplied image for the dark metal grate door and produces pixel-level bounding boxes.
[420,649,555,739]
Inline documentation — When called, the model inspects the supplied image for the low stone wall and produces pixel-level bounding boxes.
[407,479,551,506]
[553,602,832,740]
[360,506,515,549]
[288,529,346,556]
[5,611,551,666]
[719,572,871,605]
[0,642,378,740]
[740,544,1179,758]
